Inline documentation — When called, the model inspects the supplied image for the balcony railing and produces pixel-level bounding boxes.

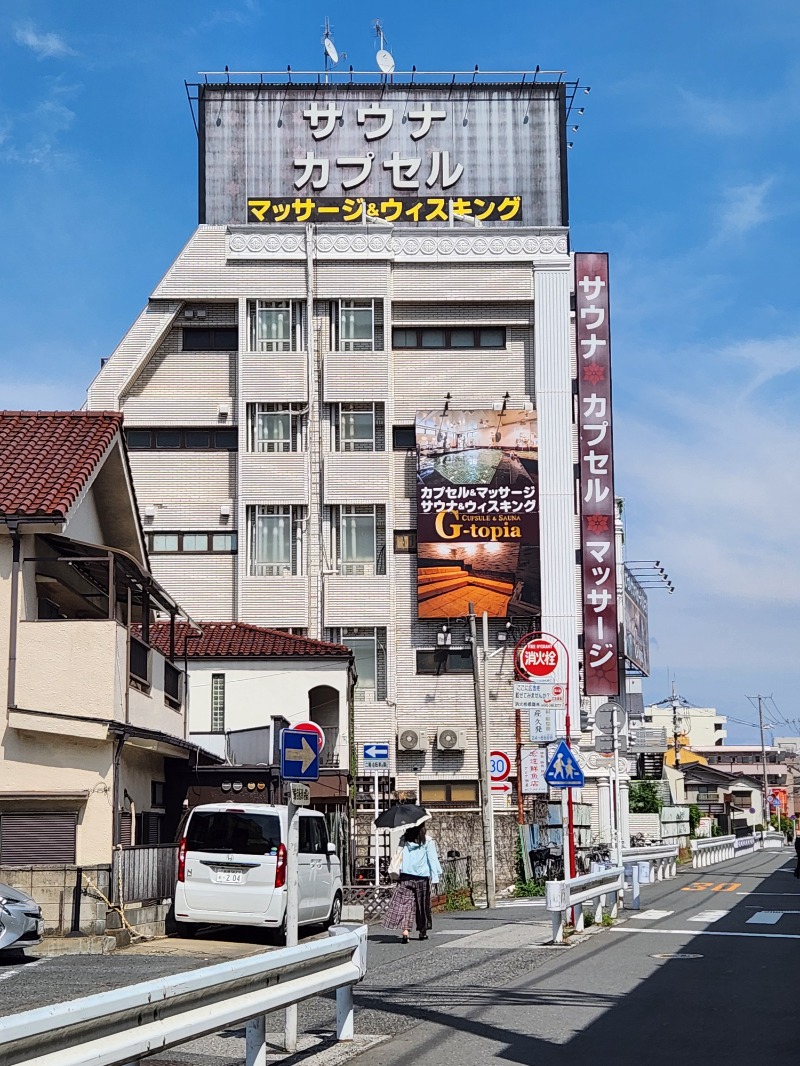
[164,661,183,709]
[129,635,151,689]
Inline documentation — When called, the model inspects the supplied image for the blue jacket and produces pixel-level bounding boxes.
[400,838,442,882]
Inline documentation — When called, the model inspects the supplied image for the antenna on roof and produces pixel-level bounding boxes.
[374,19,395,75]
[322,17,344,83]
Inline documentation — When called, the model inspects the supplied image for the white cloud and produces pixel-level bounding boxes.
[715,178,775,241]
[13,22,75,59]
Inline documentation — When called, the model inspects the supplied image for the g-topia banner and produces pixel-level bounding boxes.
[415,409,541,620]
[199,83,567,227]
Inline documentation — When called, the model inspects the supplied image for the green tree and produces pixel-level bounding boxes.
[628,780,663,814]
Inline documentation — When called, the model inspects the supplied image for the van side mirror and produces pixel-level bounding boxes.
[326,842,337,855]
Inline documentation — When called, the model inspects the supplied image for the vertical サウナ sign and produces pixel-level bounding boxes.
[576,253,619,696]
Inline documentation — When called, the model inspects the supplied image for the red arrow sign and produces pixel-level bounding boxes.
[491,781,512,793]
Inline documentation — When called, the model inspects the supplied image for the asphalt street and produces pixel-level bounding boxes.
[0,849,794,1065]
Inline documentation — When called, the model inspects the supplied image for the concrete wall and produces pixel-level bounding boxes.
[0,865,111,936]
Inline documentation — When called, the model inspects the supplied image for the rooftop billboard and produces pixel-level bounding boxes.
[199,83,567,227]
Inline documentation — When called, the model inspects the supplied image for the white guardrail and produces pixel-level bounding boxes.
[690,835,736,868]
[0,924,368,1066]
[546,867,624,944]
[621,844,679,882]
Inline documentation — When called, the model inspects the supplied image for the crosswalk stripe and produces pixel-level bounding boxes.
[630,909,674,920]
[688,910,730,923]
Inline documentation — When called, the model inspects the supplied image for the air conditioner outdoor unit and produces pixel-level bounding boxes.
[397,727,426,752]
[437,728,466,751]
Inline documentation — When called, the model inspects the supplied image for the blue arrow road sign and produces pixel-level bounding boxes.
[363,743,390,762]
[544,740,585,788]
[281,728,320,782]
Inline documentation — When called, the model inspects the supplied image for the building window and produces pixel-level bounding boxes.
[247,505,305,576]
[148,532,237,554]
[393,530,417,554]
[248,300,303,352]
[392,425,416,450]
[181,327,238,351]
[126,428,238,450]
[329,627,387,702]
[332,403,385,452]
[393,327,506,349]
[135,811,164,844]
[332,505,386,576]
[419,781,480,808]
[332,300,383,352]
[0,812,77,864]
[211,674,225,732]
[151,781,166,808]
[247,403,306,453]
[415,648,474,675]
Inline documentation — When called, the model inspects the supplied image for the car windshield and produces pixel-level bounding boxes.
[185,811,281,855]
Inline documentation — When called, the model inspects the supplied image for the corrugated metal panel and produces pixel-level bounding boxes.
[316,261,390,298]
[240,454,308,502]
[392,263,533,301]
[323,454,392,503]
[324,576,392,626]
[87,301,182,410]
[392,302,533,325]
[151,556,235,619]
[152,227,307,299]
[323,354,390,400]
[1,812,77,864]
[239,576,310,627]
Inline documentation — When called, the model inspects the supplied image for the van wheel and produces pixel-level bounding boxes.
[326,892,343,929]
[176,922,199,938]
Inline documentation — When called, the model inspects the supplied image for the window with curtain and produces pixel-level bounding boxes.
[335,505,386,575]
[248,300,302,352]
[247,505,303,576]
[332,300,383,352]
[328,627,387,701]
[247,403,305,453]
[333,403,384,452]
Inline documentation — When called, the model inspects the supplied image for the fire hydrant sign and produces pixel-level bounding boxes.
[515,637,560,680]
[520,746,548,794]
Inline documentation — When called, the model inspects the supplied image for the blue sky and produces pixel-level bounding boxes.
[2,2,799,742]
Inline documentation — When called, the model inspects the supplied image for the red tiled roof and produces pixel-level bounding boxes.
[0,412,122,519]
[143,621,352,660]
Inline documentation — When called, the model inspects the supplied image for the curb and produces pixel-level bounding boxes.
[28,935,117,957]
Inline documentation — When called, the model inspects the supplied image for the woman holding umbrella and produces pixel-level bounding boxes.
[377,805,442,943]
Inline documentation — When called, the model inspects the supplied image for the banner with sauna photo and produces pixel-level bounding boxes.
[415,409,541,619]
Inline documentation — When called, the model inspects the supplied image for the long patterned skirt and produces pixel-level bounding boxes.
[384,873,432,932]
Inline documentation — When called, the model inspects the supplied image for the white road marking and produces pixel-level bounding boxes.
[433,929,484,935]
[0,957,49,983]
[630,910,674,920]
[747,911,782,924]
[612,926,800,940]
[495,899,546,908]
[688,910,729,923]
[737,891,800,896]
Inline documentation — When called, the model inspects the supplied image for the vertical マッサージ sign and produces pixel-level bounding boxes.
[576,253,619,696]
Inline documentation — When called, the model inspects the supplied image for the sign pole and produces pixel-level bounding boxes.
[373,769,380,887]
[482,612,497,874]
[515,707,524,825]
[564,678,577,881]
[284,796,299,1053]
[469,603,496,908]
[611,702,624,870]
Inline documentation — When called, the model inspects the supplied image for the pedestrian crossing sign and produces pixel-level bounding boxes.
[544,740,585,788]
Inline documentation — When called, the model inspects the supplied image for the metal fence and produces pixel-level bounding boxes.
[435,855,473,907]
[112,843,178,905]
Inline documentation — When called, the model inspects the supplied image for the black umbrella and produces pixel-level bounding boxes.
[373,804,431,830]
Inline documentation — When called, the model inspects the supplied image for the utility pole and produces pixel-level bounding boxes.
[671,679,680,770]
[756,695,770,837]
[469,602,496,908]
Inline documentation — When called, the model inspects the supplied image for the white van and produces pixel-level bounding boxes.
[173,803,343,937]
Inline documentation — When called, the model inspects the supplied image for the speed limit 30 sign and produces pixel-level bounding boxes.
[490,750,511,782]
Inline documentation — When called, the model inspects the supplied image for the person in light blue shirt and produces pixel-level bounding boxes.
[384,824,442,943]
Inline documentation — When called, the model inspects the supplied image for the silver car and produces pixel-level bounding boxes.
[0,883,43,953]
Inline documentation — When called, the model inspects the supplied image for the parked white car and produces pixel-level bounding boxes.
[173,803,343,938]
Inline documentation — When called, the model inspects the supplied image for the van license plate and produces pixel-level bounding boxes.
[215,870,244,884]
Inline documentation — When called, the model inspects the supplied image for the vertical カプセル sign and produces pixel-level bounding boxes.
[415,409,540,619]
[576,253,619,696]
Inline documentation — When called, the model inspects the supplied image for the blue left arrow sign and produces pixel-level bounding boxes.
[281,728,320,782]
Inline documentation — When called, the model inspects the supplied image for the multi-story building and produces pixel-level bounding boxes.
[87,70,623,860]
[644,703,727,748]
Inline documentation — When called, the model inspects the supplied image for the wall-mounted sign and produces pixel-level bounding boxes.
[200,83,567,226]
[623,566,650,676]
[415,409,540,620]
[521,746,548,794]
[576,252,620,696]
